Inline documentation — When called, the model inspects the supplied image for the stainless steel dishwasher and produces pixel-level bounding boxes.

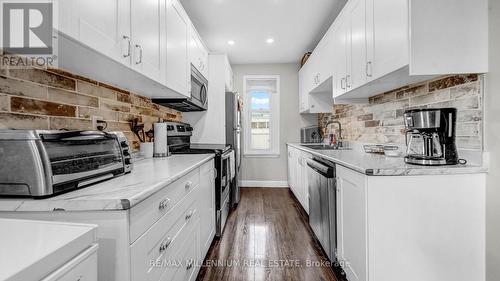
[307,157,336,261]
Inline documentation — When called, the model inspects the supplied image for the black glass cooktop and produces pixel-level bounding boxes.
[171,143,231,155]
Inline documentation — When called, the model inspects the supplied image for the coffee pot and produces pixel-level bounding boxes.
[404,108,459,166]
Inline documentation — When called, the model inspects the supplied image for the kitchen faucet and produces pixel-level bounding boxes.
[324,120,343,148]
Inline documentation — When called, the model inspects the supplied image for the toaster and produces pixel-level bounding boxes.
[0,130,132,198]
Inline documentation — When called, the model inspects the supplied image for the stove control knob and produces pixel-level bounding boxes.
[120,141,128,148]
[125,158,132,165]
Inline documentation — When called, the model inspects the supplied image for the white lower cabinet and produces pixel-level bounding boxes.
[336,165,368,281]
[287,145,312,214]
[335,165,486,281]
[131,160,214,281]
[42,244,99,281]
[0,160,216,281]
[199,161,216,256]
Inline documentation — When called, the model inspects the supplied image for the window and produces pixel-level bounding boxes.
[243,75,280,156]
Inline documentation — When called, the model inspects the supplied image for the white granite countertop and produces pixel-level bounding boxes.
[0,154,214,212]
[0,219,97,281]
[288,143,488,176]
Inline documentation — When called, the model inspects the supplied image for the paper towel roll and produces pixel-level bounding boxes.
[154,123,169,157]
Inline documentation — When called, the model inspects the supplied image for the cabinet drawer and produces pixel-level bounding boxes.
[159,217,199,281]
[131,187,199,281]
[130,168,200,242]
[41,244,98,281]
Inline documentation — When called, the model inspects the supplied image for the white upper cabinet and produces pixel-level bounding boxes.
[302,0,488,104]
[309,26,335,90]
[165,0,189,97]
[58,0,132,66]
[298,25,336,114]
[56,0,210,100]
[298,63,311,113]
[189,27,209,79]
[409,0,488,75]
[130,0,166,83]
[332,13,349,99]
[367,0,408,80]
[348,0,368,90]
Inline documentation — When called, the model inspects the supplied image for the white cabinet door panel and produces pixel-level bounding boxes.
[199,162,215,255]
[165,0,188,96]
[371,0,408,79]
[337,166,367,281]
[348,0,367,90]
[70,0,131,66]
[409,0,488,75]
[332,13,349,98]
[131,0,165,83]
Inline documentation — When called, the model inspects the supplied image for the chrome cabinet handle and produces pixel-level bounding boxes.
[122,35,131,58]
[135,44,143,64]
[341,77,346,90]
[213,168,217,180]
[186,260,193,270]
[185,210,193,220]
[158,198,170,211]
[159,237,172,253]
[317,73,321,84]
[185,181,192,189]
[366,61,373,77]
[346,75,351,88]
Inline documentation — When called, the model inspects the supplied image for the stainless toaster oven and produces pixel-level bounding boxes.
[0,130,131,198]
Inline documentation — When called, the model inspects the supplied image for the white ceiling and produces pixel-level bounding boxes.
[180,0,347,64]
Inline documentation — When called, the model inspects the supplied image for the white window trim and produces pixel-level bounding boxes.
[242,75,280,157]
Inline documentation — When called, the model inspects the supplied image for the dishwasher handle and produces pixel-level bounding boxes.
[307,159,334,178]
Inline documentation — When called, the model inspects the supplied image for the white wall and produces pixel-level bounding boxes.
[485,0,500,280]
[232,63,316,184]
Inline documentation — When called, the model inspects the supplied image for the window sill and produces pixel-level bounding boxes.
[243,153,281,158]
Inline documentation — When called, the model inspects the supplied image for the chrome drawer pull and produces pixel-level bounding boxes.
[159,237,172,253]
[185,210,193,220]
[185,181,193,189]
[186,260,193,270]
[158,198,170,211]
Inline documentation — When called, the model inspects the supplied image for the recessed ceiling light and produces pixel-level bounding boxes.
[227,40,235,45]
[266,38,275,44]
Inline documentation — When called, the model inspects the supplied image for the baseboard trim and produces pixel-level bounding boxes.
[239,180,289,188]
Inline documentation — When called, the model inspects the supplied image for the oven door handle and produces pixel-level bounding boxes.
[222,151,232,160]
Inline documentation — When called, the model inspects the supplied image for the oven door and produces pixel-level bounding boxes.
[220,151,231,193]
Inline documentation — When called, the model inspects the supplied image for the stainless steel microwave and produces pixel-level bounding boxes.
[152,64,208,112]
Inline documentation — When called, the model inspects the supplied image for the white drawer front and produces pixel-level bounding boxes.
[131,186,200,281]
[130,168,200,242]
[160,217,200,281]
[41,244,98,281]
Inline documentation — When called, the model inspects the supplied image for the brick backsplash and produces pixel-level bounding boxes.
[319,74,483,150]
[0,67,182,151]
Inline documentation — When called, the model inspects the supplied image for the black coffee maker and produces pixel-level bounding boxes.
[403,108,459,166]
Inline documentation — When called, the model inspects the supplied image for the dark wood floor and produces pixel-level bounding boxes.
[197,187,338,281]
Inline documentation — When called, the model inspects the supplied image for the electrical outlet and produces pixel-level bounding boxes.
[91,116,103,130]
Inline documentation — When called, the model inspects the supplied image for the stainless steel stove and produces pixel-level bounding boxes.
[167,122,233,237]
